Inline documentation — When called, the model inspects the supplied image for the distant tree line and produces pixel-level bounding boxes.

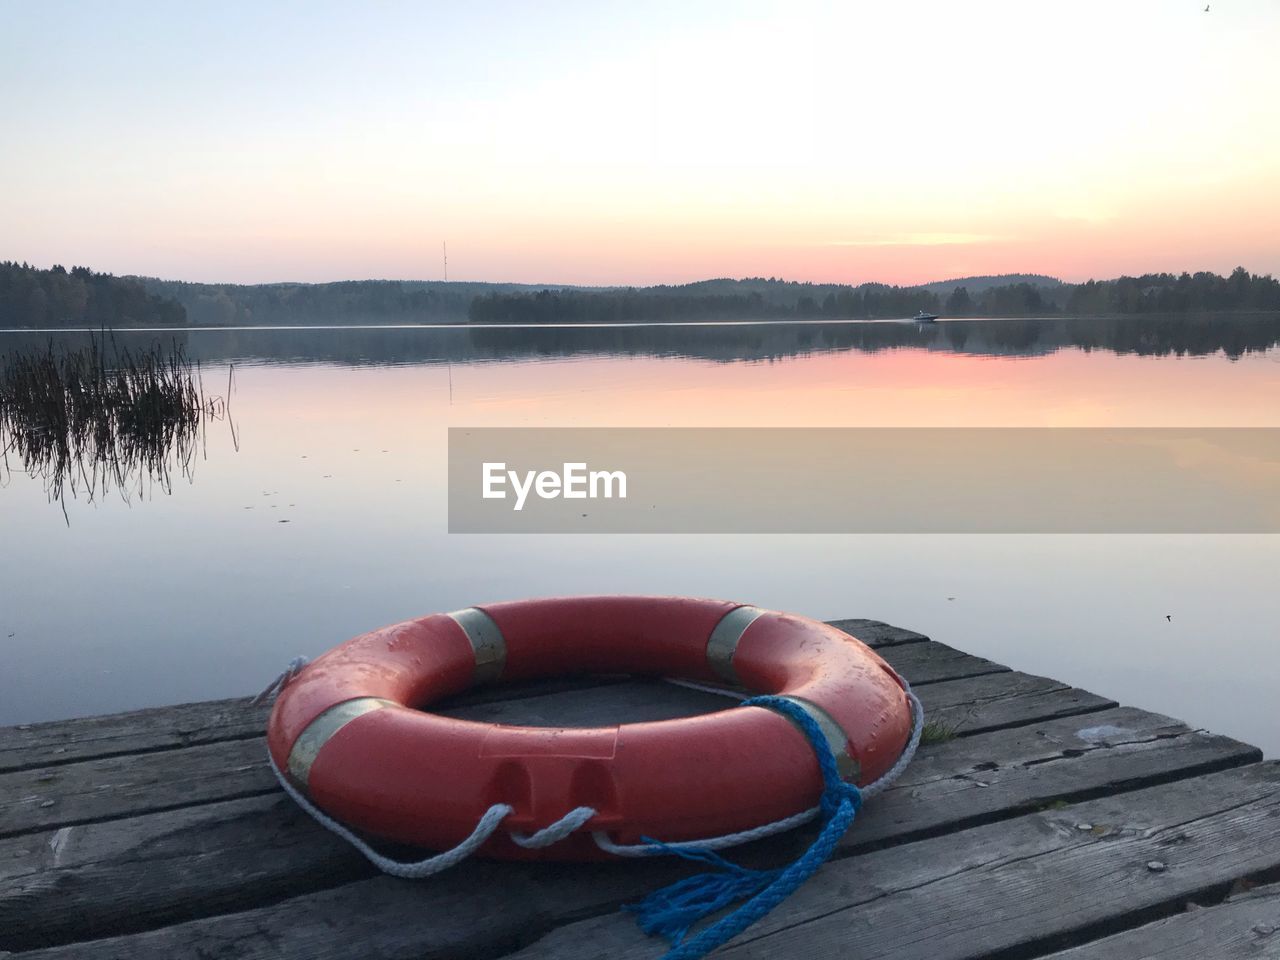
[470,280,1042,323]
[469,282,945,323]
[0,262,185,328]
[942,268,1280,318]
[942,282,1053,317]
[475,268,1280,324]
[469,289,791,324]
[6,261,1279,329]
[1061,268,1280,314]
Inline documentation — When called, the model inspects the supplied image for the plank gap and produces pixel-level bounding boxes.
[843,747,1262,859]
[945,701,1113,741]
[1033,878,1280,959]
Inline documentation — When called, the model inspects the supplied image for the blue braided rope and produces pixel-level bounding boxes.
[624,695,863,960]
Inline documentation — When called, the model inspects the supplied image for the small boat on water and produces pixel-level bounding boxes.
[913,310,939,323]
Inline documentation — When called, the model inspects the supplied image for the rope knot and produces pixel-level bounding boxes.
[821,779,863,819]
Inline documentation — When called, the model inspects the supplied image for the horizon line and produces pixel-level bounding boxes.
[8,259,1275,291]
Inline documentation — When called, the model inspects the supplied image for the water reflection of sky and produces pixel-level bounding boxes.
[1,320,1277,756]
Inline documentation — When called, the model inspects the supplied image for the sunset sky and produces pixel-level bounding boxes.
[2,0,1277,287]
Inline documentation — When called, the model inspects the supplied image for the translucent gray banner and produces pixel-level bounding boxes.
[448,428,1280,533]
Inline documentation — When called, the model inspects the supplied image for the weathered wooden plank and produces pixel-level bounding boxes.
[16,762,1280,960]
[0,794,375,951]
[0,795,302,885]
[0,699,270,775]
[0,619,919,775]
[0,738,271,839]
[7,854,674,960]
[845,706,1260,850]
[825,619,929,647]
[916,670,1114,735]
[3,706,1255,952]
[505,762,1280,960]
[875,640,1008,685]
[1040,882,1280,959]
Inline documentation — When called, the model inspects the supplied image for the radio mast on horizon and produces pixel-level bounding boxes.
[443,241,448,282]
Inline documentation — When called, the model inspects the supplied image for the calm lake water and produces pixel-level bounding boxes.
[2,316,1278,755]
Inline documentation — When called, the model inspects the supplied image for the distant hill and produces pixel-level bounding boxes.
[917,274,1062,295]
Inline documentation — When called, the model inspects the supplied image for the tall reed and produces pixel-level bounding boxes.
[0,333,235,518]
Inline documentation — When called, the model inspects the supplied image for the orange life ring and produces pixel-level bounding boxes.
[267,595,914,861]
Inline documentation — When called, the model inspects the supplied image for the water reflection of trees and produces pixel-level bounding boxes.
[0,313,1277,370]
[0,336,236,518]
[467,314,1280,365]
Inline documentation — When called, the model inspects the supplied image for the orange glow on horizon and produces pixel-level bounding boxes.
[2,1,1277,286]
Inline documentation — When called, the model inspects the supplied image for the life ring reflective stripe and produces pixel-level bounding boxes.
[267,596,913,861]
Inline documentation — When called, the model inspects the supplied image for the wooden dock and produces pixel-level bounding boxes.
[2,619,1277,958]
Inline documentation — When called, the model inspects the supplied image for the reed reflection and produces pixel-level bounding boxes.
[0,336,237,519]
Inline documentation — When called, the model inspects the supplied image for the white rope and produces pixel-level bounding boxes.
[267,750,515,878]
[252,655,309,705]
[257,661,925,874]
[593,805,821,857]
[861,685,925,800]
[509,806,597,848]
